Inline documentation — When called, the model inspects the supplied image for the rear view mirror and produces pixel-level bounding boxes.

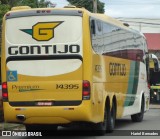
[149,54,159,72]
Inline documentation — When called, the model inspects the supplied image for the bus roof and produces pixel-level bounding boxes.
[5,6,142,36]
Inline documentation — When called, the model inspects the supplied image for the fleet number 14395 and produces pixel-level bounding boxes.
[56,84,79,89]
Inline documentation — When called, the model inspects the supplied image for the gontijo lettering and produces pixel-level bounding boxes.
[8,44,80,55]
[109,62,126,76]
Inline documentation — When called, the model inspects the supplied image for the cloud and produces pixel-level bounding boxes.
[106,8,123,17]
[50,0,69,7]
[106,4,160,18]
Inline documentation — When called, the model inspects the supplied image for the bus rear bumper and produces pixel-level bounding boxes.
[3,101,95,124]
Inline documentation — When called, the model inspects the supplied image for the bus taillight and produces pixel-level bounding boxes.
[2,82,8,101]
[83,80,90,100]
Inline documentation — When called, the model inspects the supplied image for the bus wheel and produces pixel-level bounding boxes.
[94,106,107,135]
[106,101,116,133]
[131,95,145,122]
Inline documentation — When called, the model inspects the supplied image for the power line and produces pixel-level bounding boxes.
[106,0,160,5]
[117,17,160,21]
[119,20,160,26]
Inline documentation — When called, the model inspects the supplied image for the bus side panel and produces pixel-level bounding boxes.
[92,54,131,119]
[123,62,150,116]
[90,17,149,119]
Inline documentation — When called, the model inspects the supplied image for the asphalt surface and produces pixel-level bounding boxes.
[0,105,160,138]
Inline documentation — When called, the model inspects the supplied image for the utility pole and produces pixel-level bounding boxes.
[36,0,39,8]
[93,0,97,13]
[9,0,14,8]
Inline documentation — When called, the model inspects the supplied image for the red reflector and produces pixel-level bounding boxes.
[83,91,90,96]
[83,81,90,88]
[69,108,74,110]
[2,82,8,100]
[83,83,89,88]
[15,108,21,111]
[6,13,10,16]
[2,83,7,89]
[2,92,8,98]
[82,80,90,100]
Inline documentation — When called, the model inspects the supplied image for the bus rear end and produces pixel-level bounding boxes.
[2,8,91,127]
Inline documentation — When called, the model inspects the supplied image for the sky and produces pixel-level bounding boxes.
[50,0,160,18]
[105,0,160,18]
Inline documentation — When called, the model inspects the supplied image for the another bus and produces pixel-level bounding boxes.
[1,6,150,134]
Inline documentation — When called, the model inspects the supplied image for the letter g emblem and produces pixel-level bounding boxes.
[33,22,63,41]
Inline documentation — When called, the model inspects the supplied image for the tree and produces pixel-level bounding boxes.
[0,3,10,25]
[9,0,41,8]
[0,0,52,42]
[0,1,10,48]
[0,0,9,4]
[0,0,52,8]
[67,0,105,13]
[16,0,39,8]
[15,0,53,8]
[0,0,54,24]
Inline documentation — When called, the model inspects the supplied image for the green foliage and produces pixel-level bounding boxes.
[0,0,9,4]
[14,0,50,8]
[0,0,51,25]
[38,0,50,8]
[0,0,37,8]
[0,4,10,25]
[12,0,39,8]
[67,0,105,13]
[0,0,50,8]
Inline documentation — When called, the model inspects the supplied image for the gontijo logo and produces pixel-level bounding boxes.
[20,21,63,41]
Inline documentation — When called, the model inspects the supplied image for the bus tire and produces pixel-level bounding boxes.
[93,106,107,135]
[106,101,116,133]
[131,95,145,122]
[0,110,4,122]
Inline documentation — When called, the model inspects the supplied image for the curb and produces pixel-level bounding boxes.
[149,105,160,109]
[0,123,24,130]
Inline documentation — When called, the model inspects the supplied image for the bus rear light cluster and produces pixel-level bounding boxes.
[82,80,90,100]
[2,82,8,101]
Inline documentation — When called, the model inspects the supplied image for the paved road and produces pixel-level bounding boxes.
[1,107,160,139]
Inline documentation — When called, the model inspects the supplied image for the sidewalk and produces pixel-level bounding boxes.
[149,104,160,109]
[0,123,24,131]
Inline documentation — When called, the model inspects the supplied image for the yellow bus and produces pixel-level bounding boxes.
[1,6,150,134]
